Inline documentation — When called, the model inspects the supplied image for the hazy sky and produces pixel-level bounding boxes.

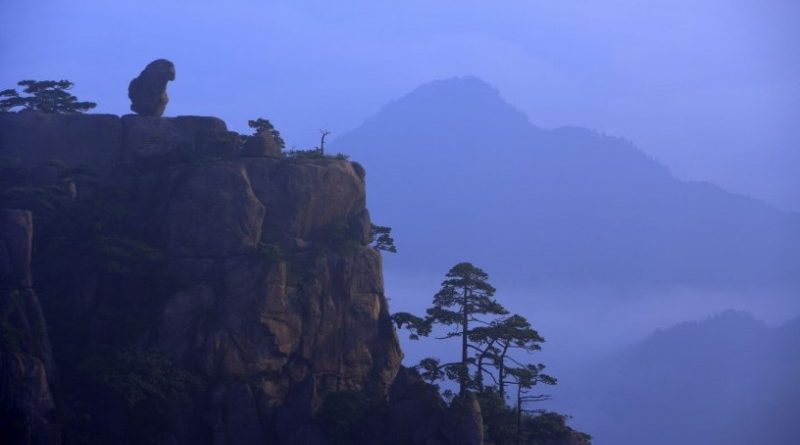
[1,0,798,210]
[3,5,797,442]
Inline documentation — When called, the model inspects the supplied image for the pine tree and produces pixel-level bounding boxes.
[247,118,285,149]
[471,314,545,396]
[426,262,507,395]
[507,364,556,444]
[370,224,397,253]
[0,80,96,113]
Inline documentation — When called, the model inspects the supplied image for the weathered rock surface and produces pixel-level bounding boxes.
[0,111,121,174]
[134,154,402,414]
[442,392,484,445]
[128,59,175,116]
[0,111,585,445]
[2,111,406,443]
[383,367,462,445]
[0,210,33,289]
[0,210,60,445]
[242,133,282,158]
[0,112,241,175]
[120,114,239,163]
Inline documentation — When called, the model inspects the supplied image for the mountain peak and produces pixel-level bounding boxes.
[348,76,537,153]
[404,75,500,100]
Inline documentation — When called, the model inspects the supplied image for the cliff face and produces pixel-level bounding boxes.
[1,111,409,444]
[132,156,401,443]
[0,209,60,444]
[0,110,590,445]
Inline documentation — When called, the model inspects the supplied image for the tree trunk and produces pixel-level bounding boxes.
[498,342,510,398]
[516,383,523,445]
[476,354,484,392]
[460,288,469,396]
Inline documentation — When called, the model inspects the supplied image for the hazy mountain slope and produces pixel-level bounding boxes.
[552,310,800,445]
[331,76,800,289]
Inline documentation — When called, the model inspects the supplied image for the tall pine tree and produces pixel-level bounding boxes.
[426,262,507,395]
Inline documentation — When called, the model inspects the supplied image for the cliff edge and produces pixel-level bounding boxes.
[0,110,504,445]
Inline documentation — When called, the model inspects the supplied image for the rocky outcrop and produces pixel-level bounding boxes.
[0,109,586,444]
[383,367,485,445]
[442,392,484,445]
[120,114,241,165]
[0,112,240,175]
[1,110,407,443]
[128,59,175,116]
[0,111,121,174]
[0,210,60,445]
[242,132,282,158]
[132,155,403,440]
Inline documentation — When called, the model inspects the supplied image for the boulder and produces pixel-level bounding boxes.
[385,367,448,445]
[442,392,484,445]
[128,59,176,117]
[242,133,282,158]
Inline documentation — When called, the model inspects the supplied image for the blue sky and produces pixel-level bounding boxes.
[1,0,798,210]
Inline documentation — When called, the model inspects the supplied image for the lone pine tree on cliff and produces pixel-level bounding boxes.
[393,263,568,443]
[394,262,555,400]
[396,262,509,395]
[0,80,96,113]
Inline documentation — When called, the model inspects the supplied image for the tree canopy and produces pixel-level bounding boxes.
[247,118,286,149]
[393,262,554,398]
[0,80,96,113]
[370,224,397,253]
[393,261,566,443]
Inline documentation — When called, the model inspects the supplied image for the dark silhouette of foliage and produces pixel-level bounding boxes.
[389,262,580,443]
[247,117,285,148]
[285,147,349,160]
[508,364,557,442]
[78,349,202,410]
[477,390,518,445]
[0,80,96,113]
[370,224,397,253]
[316,390,379,445]
[471,314,545,396]
[393,263,554,399]
[522,412,592,445]
[395,263,513,395]
[392,311,431,339]
[317,129,331,155]
[426,262,508,395]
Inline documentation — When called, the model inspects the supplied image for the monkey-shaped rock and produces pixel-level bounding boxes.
[128,59,176,116]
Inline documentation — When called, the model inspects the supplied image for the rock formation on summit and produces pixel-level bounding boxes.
[1,110,413,444]
[128,59,175,116]
[0,70,588,444]
[242,131,282,157]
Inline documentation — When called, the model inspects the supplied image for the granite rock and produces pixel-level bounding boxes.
[128,59,176,117]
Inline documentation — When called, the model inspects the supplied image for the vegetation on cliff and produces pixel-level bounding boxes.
[0,80,96,114]
[0,74,589,443]
[393,263,587,445]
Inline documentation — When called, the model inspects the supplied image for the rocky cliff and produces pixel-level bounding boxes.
[0,209,61,443]
[0,111,502,444]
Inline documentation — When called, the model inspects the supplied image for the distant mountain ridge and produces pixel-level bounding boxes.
[331,76,800,289]
[552,310,800,445]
